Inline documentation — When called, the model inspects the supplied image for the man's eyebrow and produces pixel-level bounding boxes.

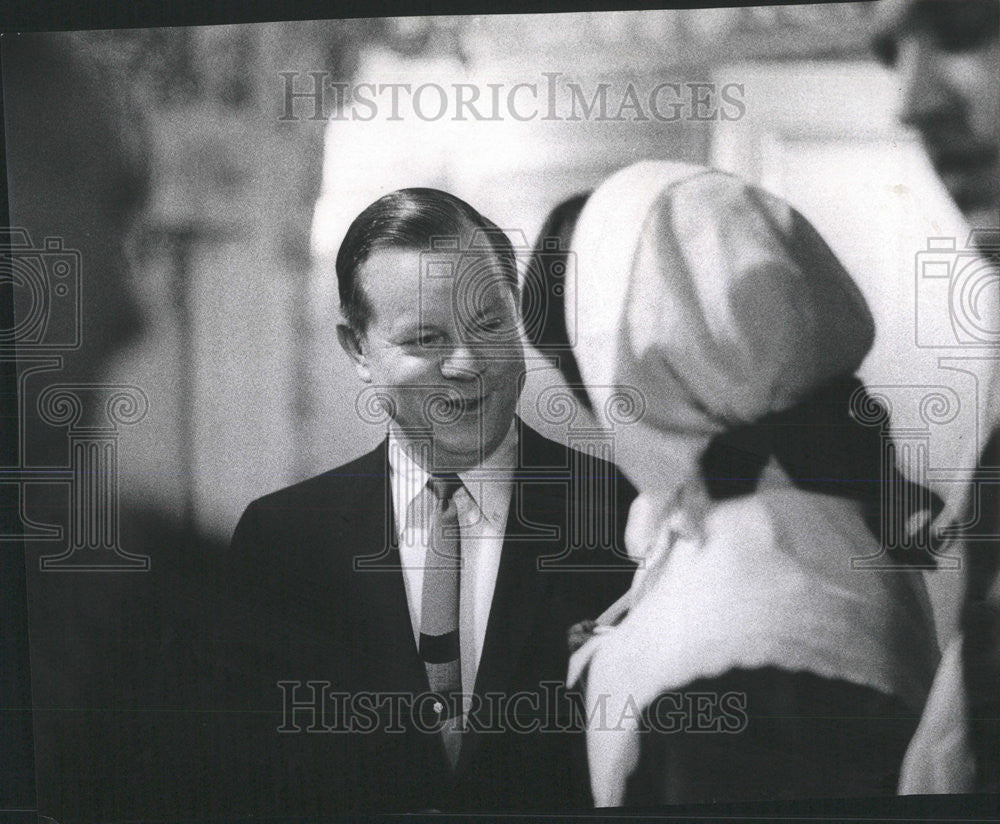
[385,316,425,337]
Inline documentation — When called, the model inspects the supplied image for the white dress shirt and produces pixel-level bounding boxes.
[388,422,516,696]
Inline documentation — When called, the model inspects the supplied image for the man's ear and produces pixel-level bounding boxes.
[336,323,372,383]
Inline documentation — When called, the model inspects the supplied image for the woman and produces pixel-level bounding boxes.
[558,161,941,806]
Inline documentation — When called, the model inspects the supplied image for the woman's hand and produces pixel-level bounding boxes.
[567,619,599,655]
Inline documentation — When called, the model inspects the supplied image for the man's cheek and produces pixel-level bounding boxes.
[498,358,526,388]
[392,354,438,383]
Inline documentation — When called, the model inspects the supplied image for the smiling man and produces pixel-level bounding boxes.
[218,188,635,814]
[335,190,525,472]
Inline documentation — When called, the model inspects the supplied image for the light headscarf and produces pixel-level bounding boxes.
[566,160,876,496]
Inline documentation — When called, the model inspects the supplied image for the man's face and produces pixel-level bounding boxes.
[874,0,999,228]
[342,231,525,470]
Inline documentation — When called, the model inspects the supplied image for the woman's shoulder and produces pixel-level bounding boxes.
[696,485,931,622]
[701,484,878,567]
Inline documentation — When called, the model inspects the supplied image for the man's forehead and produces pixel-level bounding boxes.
[360,241,511,307]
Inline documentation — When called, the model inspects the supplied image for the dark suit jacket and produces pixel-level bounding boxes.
[214,421,635,815]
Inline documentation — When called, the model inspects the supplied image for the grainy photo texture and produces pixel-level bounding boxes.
[2,1,998,820]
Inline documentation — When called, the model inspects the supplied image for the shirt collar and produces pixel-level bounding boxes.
[387,420,518,526]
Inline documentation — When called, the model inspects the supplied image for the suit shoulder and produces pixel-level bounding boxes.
[241,443,386,516]
[520,425,637,502]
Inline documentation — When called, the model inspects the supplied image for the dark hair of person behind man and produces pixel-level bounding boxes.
[335,188,517,332]
[523,193,591,410]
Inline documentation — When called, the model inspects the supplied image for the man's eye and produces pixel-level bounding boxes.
[407,332,442,346]
[478,315,513,335]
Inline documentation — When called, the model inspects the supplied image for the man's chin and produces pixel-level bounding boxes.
[432,426,512,470]
[427,431,487,469]
[430,446,485,472]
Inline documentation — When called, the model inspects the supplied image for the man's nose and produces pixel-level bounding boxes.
[439,343,485,380]
[897,35,954,131]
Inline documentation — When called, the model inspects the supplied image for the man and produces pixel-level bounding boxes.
[873,0,999,793]
[218,188,635,814]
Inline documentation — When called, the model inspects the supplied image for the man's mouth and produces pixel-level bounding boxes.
[441,393,488,415]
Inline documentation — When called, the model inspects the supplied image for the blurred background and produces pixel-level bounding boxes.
[21,5,995,639]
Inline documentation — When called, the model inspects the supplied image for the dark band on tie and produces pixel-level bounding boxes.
[419,629,460,663]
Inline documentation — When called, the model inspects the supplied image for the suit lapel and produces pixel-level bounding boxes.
[346,439,429,695]
[340,441,457,787]
[343,430,573,781]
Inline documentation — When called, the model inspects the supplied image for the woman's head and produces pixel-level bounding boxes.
[567,161,876,492]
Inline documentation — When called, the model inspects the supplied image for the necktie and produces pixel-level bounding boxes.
[420,473,464,768]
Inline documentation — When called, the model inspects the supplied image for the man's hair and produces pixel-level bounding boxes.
[335,188,518,332]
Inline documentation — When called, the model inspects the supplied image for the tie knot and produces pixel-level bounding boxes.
[428,473,463,502]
